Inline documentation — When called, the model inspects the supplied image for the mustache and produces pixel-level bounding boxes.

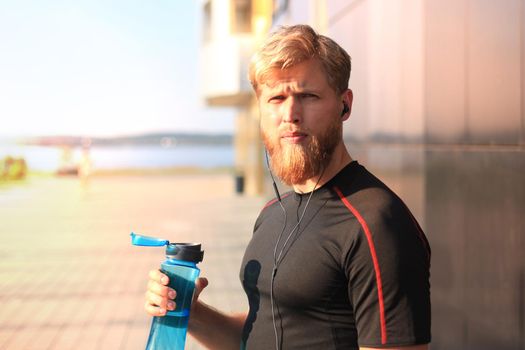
[280,128,309,137]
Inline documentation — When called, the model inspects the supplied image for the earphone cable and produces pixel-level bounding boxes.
[273,166,325,267]
[265,149,288,350]
[270,167,325,350]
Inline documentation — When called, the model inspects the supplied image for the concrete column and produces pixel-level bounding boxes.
[234,97,264,196]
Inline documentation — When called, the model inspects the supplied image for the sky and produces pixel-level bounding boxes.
[0,0,235,138]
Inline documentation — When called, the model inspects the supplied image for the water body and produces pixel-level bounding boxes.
[0,144,234,172]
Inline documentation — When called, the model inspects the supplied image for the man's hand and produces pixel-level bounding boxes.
[144,269,208,316]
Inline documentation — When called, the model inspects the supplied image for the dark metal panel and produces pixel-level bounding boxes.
[425,150,469,350]
[425,148,525,350]
[462,151,523,349]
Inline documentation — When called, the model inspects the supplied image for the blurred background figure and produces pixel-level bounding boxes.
[79,138,92,191]
[0,156,27,181]
[57,145,78,176]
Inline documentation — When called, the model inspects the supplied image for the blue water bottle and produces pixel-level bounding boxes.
[131,232,204,350]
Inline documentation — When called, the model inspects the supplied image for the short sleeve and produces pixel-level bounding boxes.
[343,195,431,347]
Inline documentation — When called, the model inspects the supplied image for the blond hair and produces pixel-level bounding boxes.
[248,24,351,95]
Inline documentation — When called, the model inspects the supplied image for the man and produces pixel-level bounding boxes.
[145,25,431,350]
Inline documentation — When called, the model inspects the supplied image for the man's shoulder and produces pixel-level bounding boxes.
[331,167,415,232]
[261,191,293,210]
[332,164,401,211]
[252,191,293,231]
[335,183,402,222]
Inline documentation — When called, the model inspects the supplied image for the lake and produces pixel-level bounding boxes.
[0,144,234,172]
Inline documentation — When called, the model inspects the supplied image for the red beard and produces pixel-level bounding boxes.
[262,119,341,186]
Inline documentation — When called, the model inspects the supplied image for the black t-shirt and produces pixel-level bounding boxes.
[239,161,431,349]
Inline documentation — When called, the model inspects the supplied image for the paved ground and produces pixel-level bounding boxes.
[0,174,267,349]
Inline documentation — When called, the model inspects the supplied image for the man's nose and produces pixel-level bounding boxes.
[281,96,302,123]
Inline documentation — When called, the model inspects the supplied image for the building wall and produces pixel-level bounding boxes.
[325,0,424,142]
[423,1,525,349]
[425,0,523,145]
[272,1,525,348]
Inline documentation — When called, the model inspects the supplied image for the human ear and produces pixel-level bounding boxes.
[341,89,353,121]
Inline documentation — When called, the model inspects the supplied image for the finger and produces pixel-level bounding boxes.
[147,280,176,299]
[145,290,176,311]
[146,290,167,309]
[145,300,169,317]
[194,277,209,300]
[149,269,169,285]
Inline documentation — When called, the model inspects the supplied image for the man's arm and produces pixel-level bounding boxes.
[145,270,247,350]
[188,301,247,349]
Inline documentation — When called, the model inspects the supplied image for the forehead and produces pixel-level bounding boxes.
[259,59,332,94]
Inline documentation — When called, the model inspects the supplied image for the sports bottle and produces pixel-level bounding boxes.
[131,232,204,350]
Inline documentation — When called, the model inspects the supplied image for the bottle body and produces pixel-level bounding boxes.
[145,258,200,350]
[162,259,200,316]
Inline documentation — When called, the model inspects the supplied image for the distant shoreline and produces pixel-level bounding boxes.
[90,166,234,176]
[0,143,234,172]
[26,166,235,178]
[14,132,233,148]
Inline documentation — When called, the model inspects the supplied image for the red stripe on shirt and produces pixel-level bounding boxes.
[334,186,387,345]
[263,192,291,209]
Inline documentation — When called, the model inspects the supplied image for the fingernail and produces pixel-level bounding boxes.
[168,301,175,310]
[168,290,176,299]
[161,277,168,285]
[159,308,166,315]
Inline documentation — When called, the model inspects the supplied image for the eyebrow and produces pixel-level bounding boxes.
[267,83,317,94]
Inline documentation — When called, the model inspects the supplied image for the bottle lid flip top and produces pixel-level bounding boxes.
[130,232,204,263]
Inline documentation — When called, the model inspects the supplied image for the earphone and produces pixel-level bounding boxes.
[341,102,349,116]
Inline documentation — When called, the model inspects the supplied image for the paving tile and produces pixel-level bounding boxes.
[3,325,34,350]
[47,299,79,327]
[49,324,84,350]
[75,324,107,349]
[0,328,18,350]
[0,174,265,349]
[23,326,62,350]
[0,299,22,328]
[97,323,128,349]
[120,323,149,350]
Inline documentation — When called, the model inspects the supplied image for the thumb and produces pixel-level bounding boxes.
[193,277,208,301]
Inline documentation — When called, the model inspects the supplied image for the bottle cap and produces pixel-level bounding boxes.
[166,243,204,263]
[130,232,204,263]
[130,232,169,246]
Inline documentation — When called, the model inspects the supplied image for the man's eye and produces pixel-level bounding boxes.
[300,93,318,99]
[269,96,285,103]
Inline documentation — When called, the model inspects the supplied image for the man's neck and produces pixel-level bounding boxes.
[292,143,353,193]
